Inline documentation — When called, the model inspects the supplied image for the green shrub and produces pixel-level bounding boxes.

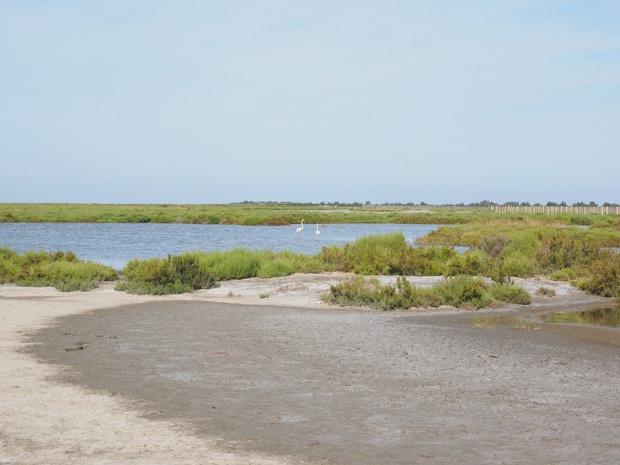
[568,215,593,226]
[535,230,601,273]
[0,260,19,283]
[345,232,409,275]
[323,276,384,307]
[438,275,491,308]
[55,277,97,292]
[119,254,215,294]
[0,247,19,261]
[549,268,576,282]
[0,248,117,291]
[317,233,456,277]
[500,252,537,278]
[445,249,492,277]
[323,275,528,311]
[488,283,531,305]
[577,251,620,297]
[117,248,323,294]
[319,244,347,272]
[398,246,454,276]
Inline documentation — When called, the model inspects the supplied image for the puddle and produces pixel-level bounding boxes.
[540,307,620,328]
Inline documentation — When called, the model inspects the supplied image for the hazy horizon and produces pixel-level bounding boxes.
[2,1,619,205]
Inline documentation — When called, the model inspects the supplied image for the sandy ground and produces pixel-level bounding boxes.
[1,274,619,464]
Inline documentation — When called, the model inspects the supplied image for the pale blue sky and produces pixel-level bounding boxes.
[1,1,619,205]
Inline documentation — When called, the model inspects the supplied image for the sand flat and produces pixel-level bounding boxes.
[2,275,619,464]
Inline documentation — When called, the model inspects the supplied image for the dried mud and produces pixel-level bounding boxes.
[2,275,620,464]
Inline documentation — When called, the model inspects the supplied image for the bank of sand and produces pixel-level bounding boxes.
[1,274,619,464]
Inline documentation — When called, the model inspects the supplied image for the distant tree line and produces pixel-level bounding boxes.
[241,200,620,207]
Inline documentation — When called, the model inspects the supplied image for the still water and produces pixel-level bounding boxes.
[0,223,440,270]
[540,307,620,328]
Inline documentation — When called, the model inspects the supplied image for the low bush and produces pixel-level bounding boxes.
[535,230,601,273]
[323,275,530,310]
[498,252,537,278]
[0,247,117,291]
[488,283,532,305]
[400,246,454,276]
[577,251,620,298]
[549,268,577,282]
[445,249,492,277]
[317,233,457,277]
[117,254,216,294]
[117,248,323,294]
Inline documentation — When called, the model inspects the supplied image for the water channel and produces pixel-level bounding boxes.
[0,222,441,270]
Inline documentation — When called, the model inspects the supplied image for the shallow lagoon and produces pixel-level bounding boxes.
[0,222,442,270]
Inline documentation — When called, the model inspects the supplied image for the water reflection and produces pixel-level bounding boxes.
[540,307,620,328]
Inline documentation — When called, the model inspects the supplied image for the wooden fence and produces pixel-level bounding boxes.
[489,205,620,215]
[363,205,620,215]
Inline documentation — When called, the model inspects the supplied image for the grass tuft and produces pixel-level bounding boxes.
[471,314,498,329]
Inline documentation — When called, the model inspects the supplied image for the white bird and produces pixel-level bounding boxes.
[316,223,321,238]
[296,219,305,234]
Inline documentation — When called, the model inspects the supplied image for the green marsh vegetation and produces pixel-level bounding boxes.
[3,214,619,309]
[114,249,324,295]
[323,275,531,310]
[0,247,117,291]
[418,218,620,299]
[0,202,470,225]
[3,202,618,227]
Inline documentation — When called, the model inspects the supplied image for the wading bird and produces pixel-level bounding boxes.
[316,224,321,238]
[296,219,305,234]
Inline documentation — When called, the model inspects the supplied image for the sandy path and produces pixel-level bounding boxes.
[1,274,618,464]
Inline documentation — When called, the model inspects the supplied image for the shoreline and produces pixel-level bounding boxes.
[1,275,618,464]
